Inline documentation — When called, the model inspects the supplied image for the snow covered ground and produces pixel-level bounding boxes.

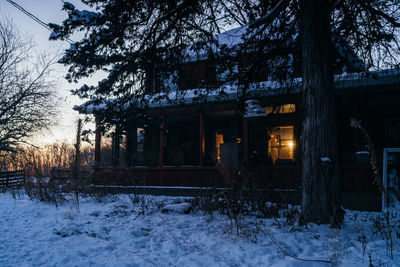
[0,192,399,266]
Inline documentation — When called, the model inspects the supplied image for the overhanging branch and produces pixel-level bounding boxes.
[249,0,291,28]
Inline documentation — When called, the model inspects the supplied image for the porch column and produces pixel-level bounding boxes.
[242,117,248,163]
[111,127,120,166]
[159,115,165,167]
[199,112,205,167]
[126,120,137,166]
[94,117,101,167]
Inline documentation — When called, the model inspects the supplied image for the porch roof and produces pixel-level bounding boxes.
[74,69,400,115]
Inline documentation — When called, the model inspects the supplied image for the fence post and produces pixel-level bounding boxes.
[6,171,9,188]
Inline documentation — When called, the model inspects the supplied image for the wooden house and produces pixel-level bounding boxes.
[75,27,400,210]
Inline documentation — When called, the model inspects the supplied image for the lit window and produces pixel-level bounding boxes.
[264,104,296,115]
[216,133,224,163]
[137,128,145,152]
[268,126,295,164]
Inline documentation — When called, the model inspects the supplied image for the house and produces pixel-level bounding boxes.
[75,26,400,211]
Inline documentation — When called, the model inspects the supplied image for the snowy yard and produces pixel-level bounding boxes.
[0,192,399,266]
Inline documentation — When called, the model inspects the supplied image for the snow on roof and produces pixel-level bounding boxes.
[335,68,400,89]
[184,23,364,73]
[215,26,249,47]
[245,99,267,118]
[74,79,297,115]
[183,25,265,62]
[74,68,400,116]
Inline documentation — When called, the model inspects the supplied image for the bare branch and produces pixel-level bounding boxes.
[0,19,59,151]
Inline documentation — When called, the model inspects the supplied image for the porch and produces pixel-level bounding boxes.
[90,86,400,211]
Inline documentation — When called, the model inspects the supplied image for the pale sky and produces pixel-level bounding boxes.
[0,0,98,145]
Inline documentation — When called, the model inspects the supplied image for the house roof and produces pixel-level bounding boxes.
[73,20,371,118]
[184,24,365,73]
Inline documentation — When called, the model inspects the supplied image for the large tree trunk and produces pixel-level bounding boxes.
[300,0,343,226]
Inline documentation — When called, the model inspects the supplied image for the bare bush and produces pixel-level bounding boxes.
[372,210,400,259]
[24,176,66,207]
[1,143,94,176]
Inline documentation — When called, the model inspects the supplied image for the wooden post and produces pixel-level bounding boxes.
[295,105,301,167]
[242,118,249,163]
[72,119,82,183]
[159,115,164,167]
[94,117,101,167]
[199,112,204,167]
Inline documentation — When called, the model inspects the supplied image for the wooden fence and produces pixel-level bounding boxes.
[0,170,25,191]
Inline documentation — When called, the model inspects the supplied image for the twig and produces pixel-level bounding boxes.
[217,191,235,234]
[132,210,145,221]
[262,229,333,265]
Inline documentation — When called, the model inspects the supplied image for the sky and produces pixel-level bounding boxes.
[0,0,98,145]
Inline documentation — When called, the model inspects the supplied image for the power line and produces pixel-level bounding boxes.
[4,0,75,44]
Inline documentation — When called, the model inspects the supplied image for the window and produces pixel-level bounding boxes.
[248,104,296,165]
[215,129,240,166]
[164,115,199,166]
[216,132,224,164]
[141,122,160,166]
[137,128,145,152]
[128,120,160,167]
[119,134,127,167]
[264,104,296,115]
[204,111,240,166]
[100,133,113,166]
[268,126,296,164]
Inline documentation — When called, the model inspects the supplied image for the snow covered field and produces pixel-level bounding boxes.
[0,192,399,266]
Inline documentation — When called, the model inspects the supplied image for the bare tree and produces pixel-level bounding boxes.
[0,18,59,152]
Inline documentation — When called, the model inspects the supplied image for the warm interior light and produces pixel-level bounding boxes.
[264,104,296,115]
[216,133,224,163]
[268,126,295,163]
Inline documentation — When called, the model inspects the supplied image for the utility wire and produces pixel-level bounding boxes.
[4,0,75,44]
[5,0,51,31]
